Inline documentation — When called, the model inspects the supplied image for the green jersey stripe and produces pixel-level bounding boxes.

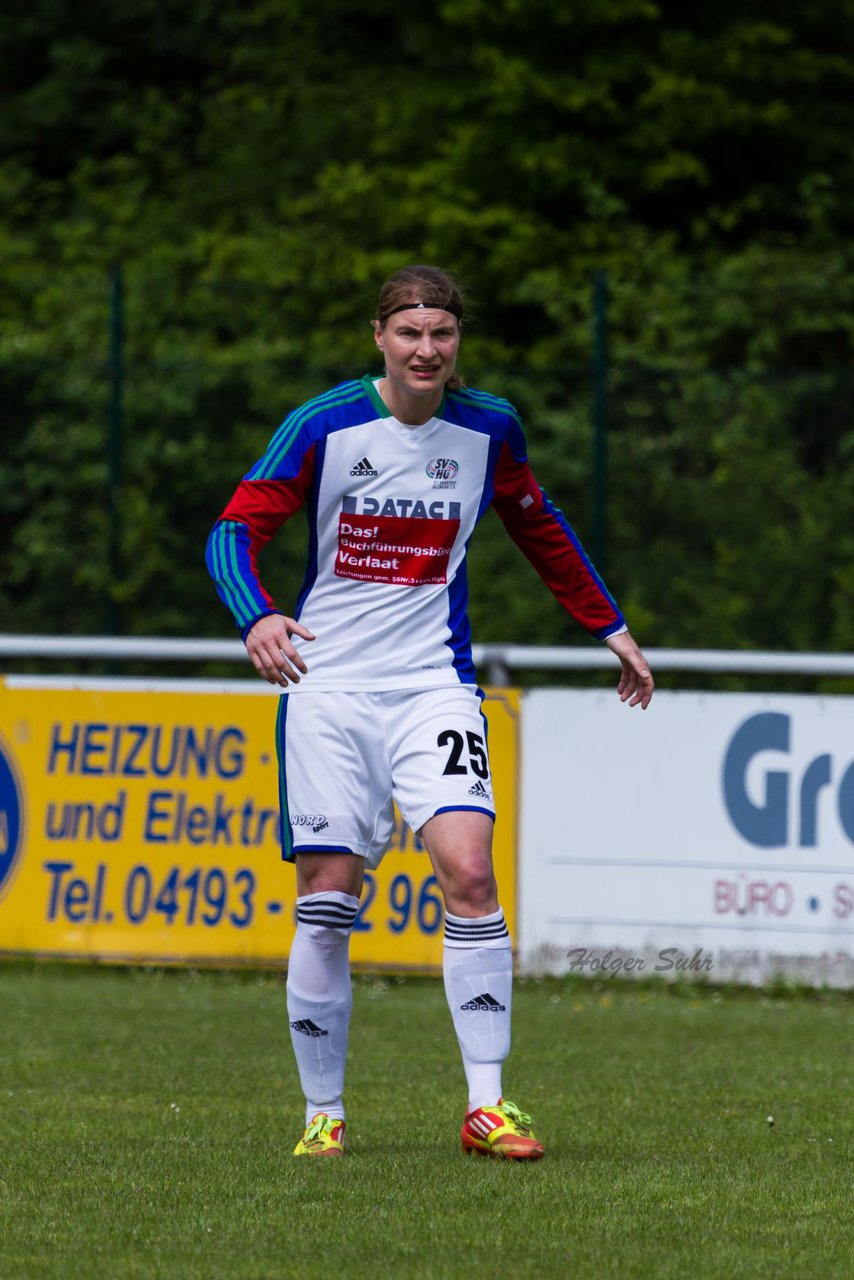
[253,383,366,480]
[213,522,258,624]
[448,387,524,427]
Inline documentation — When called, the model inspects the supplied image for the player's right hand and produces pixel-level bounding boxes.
[245,613,316,687]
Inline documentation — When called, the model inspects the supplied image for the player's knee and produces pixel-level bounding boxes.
[447,849,497,914]
[296,853,363,898]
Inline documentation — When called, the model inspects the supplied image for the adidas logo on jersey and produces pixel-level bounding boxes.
[350,457,378,477]
[460,993,506,1012]
[289,1019,329,1037]
[467,780,490,797]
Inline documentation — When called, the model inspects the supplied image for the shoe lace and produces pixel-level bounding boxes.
[304,1114,333,1144]
[499,1100,533,1132]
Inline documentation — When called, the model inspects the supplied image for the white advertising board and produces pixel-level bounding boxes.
[518,690,854,986]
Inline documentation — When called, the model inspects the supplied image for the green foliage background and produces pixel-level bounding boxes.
[2,0,854,653]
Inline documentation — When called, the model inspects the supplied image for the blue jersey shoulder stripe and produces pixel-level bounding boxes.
[250,381,365,480]
[250,381,368,480]
[446,388,527,454]
[446,387,527,461]
[448,386,524,426]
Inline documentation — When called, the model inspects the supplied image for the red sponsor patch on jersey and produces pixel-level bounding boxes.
[335,513,459,585]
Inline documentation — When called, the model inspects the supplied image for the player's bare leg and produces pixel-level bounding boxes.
[296,852,364,900]
[421,811,543,1159]
[288,852,364,1156]
[421,809,498,917]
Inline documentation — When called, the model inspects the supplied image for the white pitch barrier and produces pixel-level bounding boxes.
[517,689,854,987]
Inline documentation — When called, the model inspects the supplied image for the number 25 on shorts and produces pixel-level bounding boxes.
[438,729,488,779]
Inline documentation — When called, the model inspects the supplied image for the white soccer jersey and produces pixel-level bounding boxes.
[206,375,624,689]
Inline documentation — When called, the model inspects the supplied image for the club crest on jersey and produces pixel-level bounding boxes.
[426,457,459,489]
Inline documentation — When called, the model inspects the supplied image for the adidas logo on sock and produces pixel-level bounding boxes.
[289,1019,329,1037]
[349,456,378,476]
[467,780,490,797]
[460,992,506,1012]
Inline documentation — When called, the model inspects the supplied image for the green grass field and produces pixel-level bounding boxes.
[0,965,850,1280]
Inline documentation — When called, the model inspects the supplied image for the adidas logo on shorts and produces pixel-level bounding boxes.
[467,780,490,797]
[349,456,378,477]
[460,992,506,1012]
[289,1019,329,1037]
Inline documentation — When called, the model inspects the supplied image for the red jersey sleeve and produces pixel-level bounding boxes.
[205,446,315,638]
[491,442,625,639]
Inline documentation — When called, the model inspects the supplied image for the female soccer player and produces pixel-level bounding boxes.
[207,264,654,1158]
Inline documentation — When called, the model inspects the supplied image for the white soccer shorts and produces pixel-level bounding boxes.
[275,686,495,868]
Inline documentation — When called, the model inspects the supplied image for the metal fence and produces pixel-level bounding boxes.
[3,635,854,687]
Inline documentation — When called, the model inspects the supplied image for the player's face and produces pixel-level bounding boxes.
[374,308,461,401]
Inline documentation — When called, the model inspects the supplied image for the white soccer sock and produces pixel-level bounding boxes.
[443,907,512,1112]
[286,890,358,1126]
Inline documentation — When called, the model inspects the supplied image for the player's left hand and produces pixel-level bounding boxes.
[605,631,654,710]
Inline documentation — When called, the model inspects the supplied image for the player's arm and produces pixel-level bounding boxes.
[205,426,317,686]
[491,438,654,709]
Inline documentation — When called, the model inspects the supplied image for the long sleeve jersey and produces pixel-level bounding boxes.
[206,374,625,690]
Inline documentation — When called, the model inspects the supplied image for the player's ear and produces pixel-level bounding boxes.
[372,320,384,352]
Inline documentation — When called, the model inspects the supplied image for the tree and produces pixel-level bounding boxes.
[2,0,854,657]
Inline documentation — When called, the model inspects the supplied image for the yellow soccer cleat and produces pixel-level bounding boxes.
[461,1099,544,1160]
[293,1112,345,1157]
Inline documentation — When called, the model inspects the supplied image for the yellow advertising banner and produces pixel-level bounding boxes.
[0,677,519,971]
